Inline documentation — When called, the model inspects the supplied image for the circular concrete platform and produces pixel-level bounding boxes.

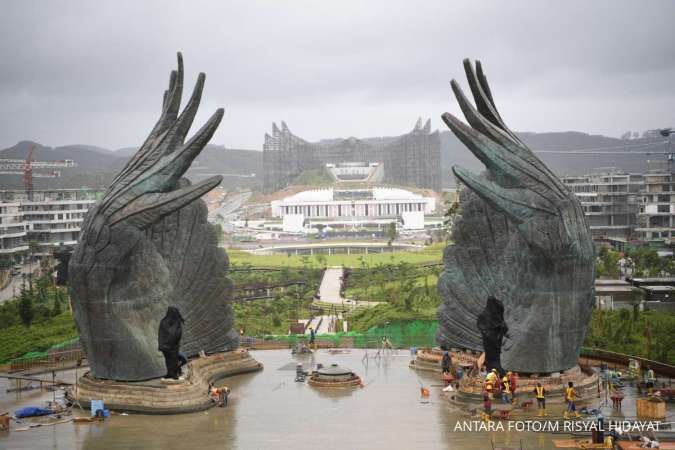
[66,349,263,414]
[308,364,362,388]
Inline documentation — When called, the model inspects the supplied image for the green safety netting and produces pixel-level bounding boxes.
[11,351,47,361]
[47,337,79,350]
[10,337,80,363]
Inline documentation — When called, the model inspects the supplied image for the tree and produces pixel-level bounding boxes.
[630,288,643,321]
[214,223,225,245]
[314,253,327,268]
[386,222,398,245]
[18,287,34,327]
[443,201,460,241]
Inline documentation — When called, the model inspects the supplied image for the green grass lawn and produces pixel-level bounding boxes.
[344,273,439,299]
[0,312,78,363]
[227,242,445,268]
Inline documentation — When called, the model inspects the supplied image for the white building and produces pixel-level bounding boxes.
[0,189,99,258]
[0,201,28,255]
[270,187,435,232]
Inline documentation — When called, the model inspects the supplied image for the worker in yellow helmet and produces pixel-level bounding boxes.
[485,368,497,400]
[501,374,511,404]
[645,366,656,395]
[485,380,495,400]
[564,382,580,419]
[533,382,546,416]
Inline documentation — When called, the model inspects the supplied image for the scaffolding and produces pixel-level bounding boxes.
[262,119,441,193]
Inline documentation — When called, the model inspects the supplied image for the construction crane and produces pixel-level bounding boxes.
[0,144,77,200]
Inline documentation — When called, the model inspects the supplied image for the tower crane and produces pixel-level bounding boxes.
[0,144,77,200]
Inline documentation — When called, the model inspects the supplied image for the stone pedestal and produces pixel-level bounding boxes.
[408,347,479,373]
[446,363,600,410]
[67,349,262,414]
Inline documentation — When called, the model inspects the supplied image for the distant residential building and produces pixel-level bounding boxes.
[0,189,99,258]
[594,279,637,310]
[562,169,675,244]
[561,171,642,241]
[0,201,28,255]
[636,172,675,242]
[270,187,436,232]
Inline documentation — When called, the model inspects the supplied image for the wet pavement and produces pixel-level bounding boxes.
[0,349,672,450]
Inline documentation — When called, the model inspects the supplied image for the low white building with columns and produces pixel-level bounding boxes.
[270,187,435,232]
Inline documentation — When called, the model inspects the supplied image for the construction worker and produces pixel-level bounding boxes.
[564,382,580,419]
[441,351,452,374]
[508,371,518,404]
[501,374,511,404]
[485,368,497,400]
[485,377,494,400]
[308,326,316,350]
[482,388,492,421]
[533,382,546,416]
[645,366,656,395]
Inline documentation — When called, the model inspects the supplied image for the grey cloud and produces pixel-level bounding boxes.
[0,0,674,150]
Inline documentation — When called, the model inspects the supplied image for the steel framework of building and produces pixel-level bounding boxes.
[262,118,441,193]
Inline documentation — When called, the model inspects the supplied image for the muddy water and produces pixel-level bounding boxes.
[0,349,623,450]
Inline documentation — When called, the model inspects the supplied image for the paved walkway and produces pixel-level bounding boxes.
[316,266,379,309]
[305,315,331,334]
[318,267,344,303]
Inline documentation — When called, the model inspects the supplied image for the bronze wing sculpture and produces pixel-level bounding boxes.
[69,54,237,381]
[437,59,595,373]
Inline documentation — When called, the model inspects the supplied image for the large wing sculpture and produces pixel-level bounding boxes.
[69,53,238,381]
[437,59,595,373]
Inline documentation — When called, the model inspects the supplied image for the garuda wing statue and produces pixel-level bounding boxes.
[69,53,237,381]
[437,59,595,373]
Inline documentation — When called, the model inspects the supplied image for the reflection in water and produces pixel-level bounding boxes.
[1,349,592,449]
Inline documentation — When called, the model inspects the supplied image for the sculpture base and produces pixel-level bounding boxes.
[446,364,600,409]
[66,349,263,414]
[307,375,362,388]
[408,347,480,373]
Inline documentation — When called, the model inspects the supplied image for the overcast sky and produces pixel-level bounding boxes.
[1,0,674,151]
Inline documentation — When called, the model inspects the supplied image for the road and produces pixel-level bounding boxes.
[0,263,34,304]
[209,190,252,222]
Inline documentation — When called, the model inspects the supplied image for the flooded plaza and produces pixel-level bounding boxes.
[3,349,664,450]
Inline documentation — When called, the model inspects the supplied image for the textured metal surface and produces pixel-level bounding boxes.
[436,59,595,374]
[69,54,237,381]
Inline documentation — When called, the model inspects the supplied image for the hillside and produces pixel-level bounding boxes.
[439,131,667,186]
[0,142,263,190]
[1,130,668,191]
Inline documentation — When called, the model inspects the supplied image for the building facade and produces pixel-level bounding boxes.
[0,201,28,256]
[0,189,99,258]
[636,172,675,241]
[561,172,643,240]
[263,119,441,193]
[270,187,436,232]
[561,169,675,243]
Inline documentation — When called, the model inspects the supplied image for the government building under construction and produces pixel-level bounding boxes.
[262,119,441,193]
